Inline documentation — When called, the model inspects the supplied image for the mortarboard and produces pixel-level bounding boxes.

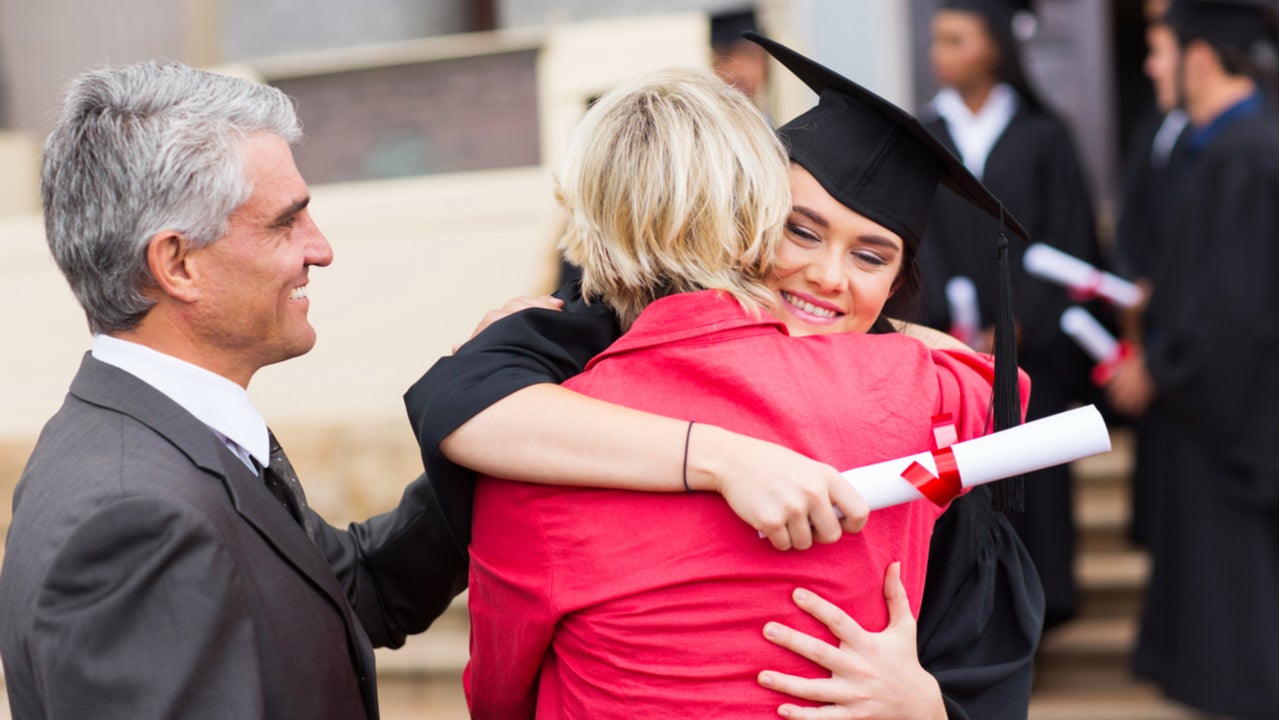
[747,31,1029,503]
[1166,0,1278,55]
[710,8,761,48]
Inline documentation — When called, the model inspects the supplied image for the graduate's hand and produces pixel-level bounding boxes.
[687,424,868,551]
[756,564,946,720]
[1106,350,1157,417]
[454,294,564,353]
[889,319,974,351]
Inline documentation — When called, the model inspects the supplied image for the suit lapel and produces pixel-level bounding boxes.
[69,353,376,709]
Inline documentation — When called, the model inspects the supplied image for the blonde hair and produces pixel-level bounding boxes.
[556,67,791,329]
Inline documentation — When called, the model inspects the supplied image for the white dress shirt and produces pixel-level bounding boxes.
[91,334,268,471]
[930,83,1018,181]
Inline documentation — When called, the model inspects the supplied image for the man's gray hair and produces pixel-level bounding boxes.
[41,62,302,334]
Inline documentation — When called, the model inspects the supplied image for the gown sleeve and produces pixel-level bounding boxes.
[402,283,621,553]
[926,350,1041,719]
[917,485,1046,719]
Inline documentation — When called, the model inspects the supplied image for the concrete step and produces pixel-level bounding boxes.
[1029,685,1197,720]
[1077,549,1150,618]
[1035,615,1139,693]
[1076,473,1137,552]
[1073,428,1134,485]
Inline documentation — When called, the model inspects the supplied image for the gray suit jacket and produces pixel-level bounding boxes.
[0,354,467,719]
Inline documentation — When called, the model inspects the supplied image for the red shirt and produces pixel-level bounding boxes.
[466,290,1024,718]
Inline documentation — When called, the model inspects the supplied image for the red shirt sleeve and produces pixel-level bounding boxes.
[465,481,561,720]
[931,349,1032,442]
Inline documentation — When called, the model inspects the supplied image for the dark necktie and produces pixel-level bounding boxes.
[260,430,314,538]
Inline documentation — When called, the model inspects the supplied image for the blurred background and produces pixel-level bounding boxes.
[0,1,1191,718]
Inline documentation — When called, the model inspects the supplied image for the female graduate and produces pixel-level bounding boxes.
[916,0,1104,628]
[406,36,1043,719]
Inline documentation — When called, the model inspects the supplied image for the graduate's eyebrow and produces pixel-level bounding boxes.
[792,204,901,251]
[270,197,310,228]
[791,205,829,228]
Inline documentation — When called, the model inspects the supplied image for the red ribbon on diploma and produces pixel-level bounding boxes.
[1091,340,1133,386]
[1068,270,1106,302]
[901,449,962,507]
[903,414,963,507]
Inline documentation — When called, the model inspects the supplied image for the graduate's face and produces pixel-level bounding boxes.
[930,10,1001,91]
[766,165,904,337]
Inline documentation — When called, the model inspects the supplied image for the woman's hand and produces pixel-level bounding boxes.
[686,424,870,551]
[756,563,947,720]
[454,294,564,352]
[890,319,974,352]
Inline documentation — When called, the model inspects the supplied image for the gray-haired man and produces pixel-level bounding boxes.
[0,62,464,719]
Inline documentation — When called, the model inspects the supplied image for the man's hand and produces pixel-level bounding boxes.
[1106,349,1157,417]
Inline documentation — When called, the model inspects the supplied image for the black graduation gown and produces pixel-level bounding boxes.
[404,284,1045,719]
[1113,109,1189,550]
[918,101,1102,629]
[1132,102,1278,719]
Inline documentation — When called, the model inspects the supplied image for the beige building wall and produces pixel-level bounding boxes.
[0,132,37,216]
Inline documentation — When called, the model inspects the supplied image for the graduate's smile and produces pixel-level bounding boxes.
[779,290,844,325]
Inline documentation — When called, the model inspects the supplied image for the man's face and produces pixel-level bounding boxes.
[1144,23,1182,112]
[185,132,333,385]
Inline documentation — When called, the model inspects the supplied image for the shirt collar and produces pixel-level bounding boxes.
[1186,91,1264,155]
[91,334,270,467]
[585,290,787,370]
[930,83,1018,179]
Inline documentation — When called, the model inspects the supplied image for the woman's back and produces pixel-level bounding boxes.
[466,290,1003,718]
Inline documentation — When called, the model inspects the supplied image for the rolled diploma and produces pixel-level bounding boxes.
[946,276,980,343]
[1023,243,1142,308]
[844,405,1110,510]
[1060,306,1118,363]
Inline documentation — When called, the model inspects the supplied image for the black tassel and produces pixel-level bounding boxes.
[991,210,1025,512]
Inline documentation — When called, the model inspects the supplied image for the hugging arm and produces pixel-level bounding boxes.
[404,285,867,552]
[765,487,1044,719]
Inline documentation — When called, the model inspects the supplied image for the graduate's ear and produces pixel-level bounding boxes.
[145,230,200,303]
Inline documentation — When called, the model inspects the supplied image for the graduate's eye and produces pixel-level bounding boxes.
[853,250,888,267]
[786,224,820,244]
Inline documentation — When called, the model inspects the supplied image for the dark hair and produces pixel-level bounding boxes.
[871,253,924,333]
[974,7,1046,112]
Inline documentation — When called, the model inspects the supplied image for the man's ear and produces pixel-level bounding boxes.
[146,230,198,302]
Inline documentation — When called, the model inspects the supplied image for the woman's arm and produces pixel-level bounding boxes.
[406,288,867,552]
[756,563,947,720]
[440,382,868,550]
[890,319,975,352]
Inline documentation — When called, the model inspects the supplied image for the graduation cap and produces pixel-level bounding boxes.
[710,8,760,48]
[747,31,1029,504]
[1166,0,1278,56]
[941,0,1037,35]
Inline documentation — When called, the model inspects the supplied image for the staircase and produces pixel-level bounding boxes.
[1027,428,1192,720]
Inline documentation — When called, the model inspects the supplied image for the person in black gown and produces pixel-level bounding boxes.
[1111,0,1189,550]
[404,39,1047,720]
[915,0,1103,629]
[1106,1,1278,716]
